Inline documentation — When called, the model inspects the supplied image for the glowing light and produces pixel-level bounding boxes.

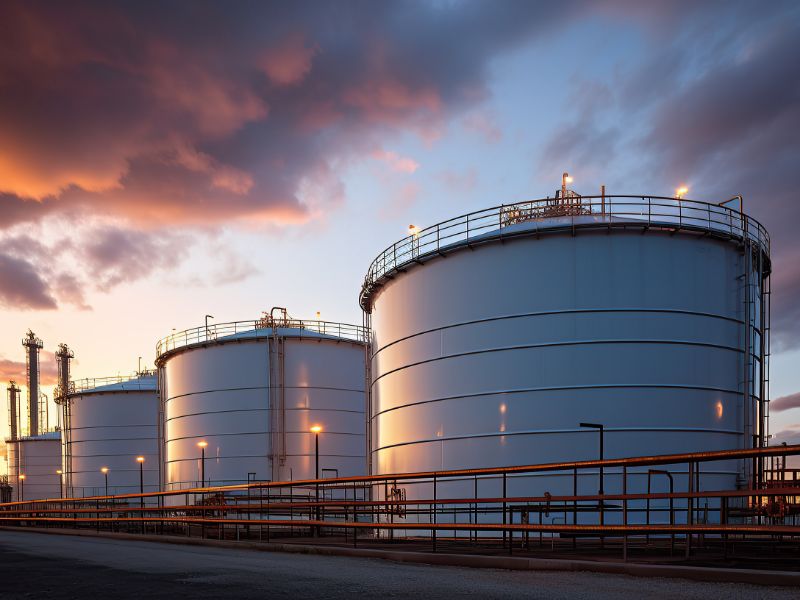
[18,474,25,480]
[676,186,689,199]
[56,469,62,475]
[565,176,573,184]
[408,224,420,236]
[100,467,109,474]
[136,456,145,463]
[197,441,208,448]
[499,403,507,414]
[310,425,322,433]
[715,401,724,419]
[316,311,321,320]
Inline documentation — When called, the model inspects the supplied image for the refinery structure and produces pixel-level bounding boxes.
[1,179,798,567]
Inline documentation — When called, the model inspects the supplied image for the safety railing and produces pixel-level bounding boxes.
[156,318,369,361]
[2,445,798,566]
[71,371,157,394]
[360,195,771,310]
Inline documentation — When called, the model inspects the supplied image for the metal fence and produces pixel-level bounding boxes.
[360,195,771,310]
[2,445,798,566]
[71,371,158,394]
[156,319,370,360]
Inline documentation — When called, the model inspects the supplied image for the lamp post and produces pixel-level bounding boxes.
[197,441,208,487]
[101,467,109,497]
[136,456,145,534]
[56,469,63,499]
[18,474,25,502]
[310,426,322,534]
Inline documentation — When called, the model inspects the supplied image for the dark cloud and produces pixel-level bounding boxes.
[0,0,575,227]
[82,227,191,290]
[772,392,800,413]
[0,254,57,310]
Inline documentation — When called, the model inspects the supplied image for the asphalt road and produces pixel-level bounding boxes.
[0,531,796,599]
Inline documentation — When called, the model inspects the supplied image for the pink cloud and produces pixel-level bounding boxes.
[371,149,420,174]
[262,33,318,87]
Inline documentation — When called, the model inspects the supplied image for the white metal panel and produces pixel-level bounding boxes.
[67,387,159,497]
[161,334,367,490]
[7,437,61,500]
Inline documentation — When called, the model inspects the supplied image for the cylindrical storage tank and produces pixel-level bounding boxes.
[6,433,62,500]
[362,195,771,523]
[62,373,159,497]
[157,314,369,491]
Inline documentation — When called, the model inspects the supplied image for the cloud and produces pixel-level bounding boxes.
[772,392,800,413]
[81,226,191,291]
[371,149,420,174]
[0,254,57,310]
[0,351,59,386]
[262,32,318,87]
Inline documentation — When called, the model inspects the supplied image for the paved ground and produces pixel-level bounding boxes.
[0,530,796,599]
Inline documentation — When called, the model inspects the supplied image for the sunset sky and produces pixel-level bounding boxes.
[1,0,799,457]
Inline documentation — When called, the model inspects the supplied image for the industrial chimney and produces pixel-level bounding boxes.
[7,381,20,441]
[54,344,74,403]
[22,330,43,437]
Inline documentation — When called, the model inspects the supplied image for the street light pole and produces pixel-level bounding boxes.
[18,474,24,501]
[310,426,322,535]
[197,441,208,487]
[56,469,63,499]
[101,467,109,497]
[137,456,145,534]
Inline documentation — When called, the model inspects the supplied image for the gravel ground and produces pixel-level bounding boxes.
[0,530,796,599]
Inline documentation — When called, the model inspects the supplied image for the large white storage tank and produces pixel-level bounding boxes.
[6,433,62,501]
[61,373,159,497]
[157,310,369,490]
[361,193,770,512]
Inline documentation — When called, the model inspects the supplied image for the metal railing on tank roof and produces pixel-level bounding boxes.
[360,195,771,310]
[71,371,157,394]
[156,318,369,361]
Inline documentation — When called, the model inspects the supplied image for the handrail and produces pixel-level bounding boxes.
[3,444,797,508]
[156,318,369,362]
[71,371,157,394]
[360,195,771,311]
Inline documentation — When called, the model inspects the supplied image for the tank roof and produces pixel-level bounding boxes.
[156,317,368,364]
[8,431,61,442]
[70,373,157,395]
[360,194,771,312]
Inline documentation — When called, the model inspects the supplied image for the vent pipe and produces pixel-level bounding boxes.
[22,330,43,437]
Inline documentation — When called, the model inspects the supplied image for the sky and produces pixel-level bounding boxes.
[1,0,799,459]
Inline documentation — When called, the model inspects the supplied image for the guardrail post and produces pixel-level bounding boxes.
[623,465,628,562]
[686,461,693,558]
[432,474,437,553]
